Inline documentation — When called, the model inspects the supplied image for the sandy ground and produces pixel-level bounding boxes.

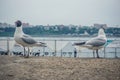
[0,56,120,80]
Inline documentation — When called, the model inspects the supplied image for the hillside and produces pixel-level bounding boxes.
[0,56,120,80]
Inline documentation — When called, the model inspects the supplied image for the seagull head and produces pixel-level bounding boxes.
[15,20,22,27]
[98,28,106,36]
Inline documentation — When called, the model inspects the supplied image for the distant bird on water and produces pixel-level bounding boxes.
[73,28,107,58]
[14,20,46,57]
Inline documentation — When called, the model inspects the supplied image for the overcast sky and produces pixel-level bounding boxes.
[0,0,120,26]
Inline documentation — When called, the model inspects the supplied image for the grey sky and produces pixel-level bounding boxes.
[0,0,120,26]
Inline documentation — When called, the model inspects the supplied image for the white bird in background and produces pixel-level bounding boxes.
[74,28,107,58]
[14,20,46,57]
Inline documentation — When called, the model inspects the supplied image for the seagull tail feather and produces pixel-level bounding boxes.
[36,42,47,47]
[73,42,86,46]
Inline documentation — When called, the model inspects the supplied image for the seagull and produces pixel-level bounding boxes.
[73,28,107,58]
[14,20,46,57]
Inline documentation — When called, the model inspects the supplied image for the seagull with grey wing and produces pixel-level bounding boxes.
[73,28,107,58]
[14,20,46,57]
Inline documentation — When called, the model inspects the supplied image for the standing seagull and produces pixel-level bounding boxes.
[14,20,46,57]
[74,28,107,58]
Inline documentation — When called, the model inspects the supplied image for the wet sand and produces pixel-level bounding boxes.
[0,56,120,80]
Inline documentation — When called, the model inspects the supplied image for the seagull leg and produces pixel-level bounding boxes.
[26,47,30,58]
[96,49,99,58]
[93,50,95,58]
[24,47,25,57]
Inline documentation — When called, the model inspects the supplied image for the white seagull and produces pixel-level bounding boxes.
[14,20,46,57]
[74,28,107,58]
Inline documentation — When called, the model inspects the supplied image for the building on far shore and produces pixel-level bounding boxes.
[0,22,13,28]
[22,22,33,27]
[94,23,107,29]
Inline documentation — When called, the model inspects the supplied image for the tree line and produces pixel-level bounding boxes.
[0,25,120,37]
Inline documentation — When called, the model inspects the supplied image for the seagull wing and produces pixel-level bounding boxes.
[21,34,37,44]
[86,37,106,47]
